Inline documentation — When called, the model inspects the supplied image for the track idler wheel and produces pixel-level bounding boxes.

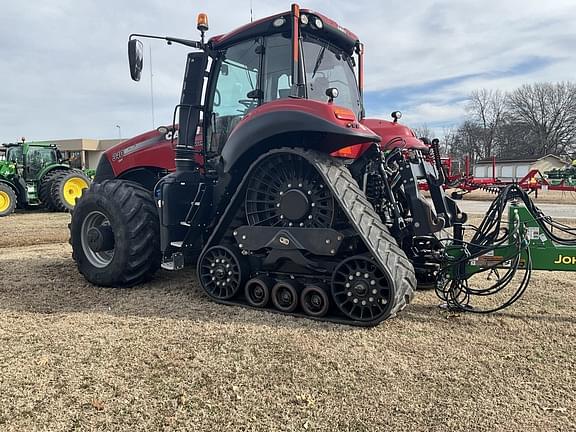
[271,281,300,313]
[245,276,272,308]
[198,246,246,300]
[331,256,393,322]
[300,285,330,317]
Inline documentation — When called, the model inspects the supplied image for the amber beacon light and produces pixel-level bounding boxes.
[197,13,209,32]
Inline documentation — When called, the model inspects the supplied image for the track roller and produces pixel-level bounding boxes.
[245,276,273,308]
[300,285,330,317]
[271,281,300,313]
[198,245,246,300]
[331,255,393,322]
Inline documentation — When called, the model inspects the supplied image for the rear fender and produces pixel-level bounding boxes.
[0,178,25,203]
[220,102,380,173]
[39,165,70,180]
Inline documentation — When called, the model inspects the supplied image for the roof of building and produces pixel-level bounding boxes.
[28,138,122,152]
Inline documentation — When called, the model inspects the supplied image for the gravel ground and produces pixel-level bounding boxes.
[0,211,575,431]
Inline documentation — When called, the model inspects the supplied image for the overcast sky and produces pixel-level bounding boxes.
[1,0,575,143]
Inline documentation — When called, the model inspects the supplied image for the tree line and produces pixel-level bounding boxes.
[420,82,576,164]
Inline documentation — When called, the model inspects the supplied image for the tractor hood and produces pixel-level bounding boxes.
[361,118,428,151]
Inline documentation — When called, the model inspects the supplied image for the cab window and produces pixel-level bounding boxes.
[209,39,260,152]
[263,33,292,102]
[6,147,23,164]
[302,37,361,117]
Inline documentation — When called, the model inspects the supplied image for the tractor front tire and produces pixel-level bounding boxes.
[39,169,66,210]
[0,183,17,217]
[51,170,91,212]
[70,180,161,287]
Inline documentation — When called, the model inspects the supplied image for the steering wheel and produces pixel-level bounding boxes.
[238,99,257,109]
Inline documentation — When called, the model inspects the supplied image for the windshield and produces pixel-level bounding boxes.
[6,147,23,164]
[302,38,362,118]
[28,147,57,167]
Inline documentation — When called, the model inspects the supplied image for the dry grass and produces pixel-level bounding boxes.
[0,213,575,431]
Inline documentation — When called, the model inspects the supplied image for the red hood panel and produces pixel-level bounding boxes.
[362,118,428,151]
[104,129,176,176]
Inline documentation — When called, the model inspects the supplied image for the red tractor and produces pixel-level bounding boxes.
[70,5,466,326]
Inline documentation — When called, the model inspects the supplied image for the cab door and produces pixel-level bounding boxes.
[206,38,262,154]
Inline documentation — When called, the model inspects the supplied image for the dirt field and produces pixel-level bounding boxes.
[1,211,575,431]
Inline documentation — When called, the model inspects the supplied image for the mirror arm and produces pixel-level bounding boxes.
[129,33,203,50]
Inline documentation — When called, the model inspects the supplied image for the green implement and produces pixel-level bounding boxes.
[439,185,576,312]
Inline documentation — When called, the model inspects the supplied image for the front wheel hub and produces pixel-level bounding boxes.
[87,225,115,252]
[80,211,115,268]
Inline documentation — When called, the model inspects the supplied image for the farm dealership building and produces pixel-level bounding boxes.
[31,138,121,170]
[473,154,569,180]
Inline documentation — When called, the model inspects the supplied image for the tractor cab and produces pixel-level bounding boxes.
[5,142,62,178]
[203,16,363,152]
[128,5,373,167]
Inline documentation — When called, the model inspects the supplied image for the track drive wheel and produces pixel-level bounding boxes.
[39,169,66,210]
[198,246,246,300]
[69,179,161,287]
[331,256,393,322]
[245,153,334,228]
[0,183,17,217]
[51,170,91,212]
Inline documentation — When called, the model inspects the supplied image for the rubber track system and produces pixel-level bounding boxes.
[199,148,416,326]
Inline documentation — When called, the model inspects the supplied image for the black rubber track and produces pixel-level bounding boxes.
[198,148,416,326]
[69,179,161,287]
[39,169,67,210]
[50,169,91,212]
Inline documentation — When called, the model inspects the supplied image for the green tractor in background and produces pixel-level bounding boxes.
[0,140,90,217]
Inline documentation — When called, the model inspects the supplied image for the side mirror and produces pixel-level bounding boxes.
[128,39,144,81]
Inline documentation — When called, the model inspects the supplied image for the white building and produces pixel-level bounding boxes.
[32,138,122,169]
[473,155,569,180]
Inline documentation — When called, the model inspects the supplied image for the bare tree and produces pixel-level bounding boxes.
[466,89,506,158]
[412,124,433,140]
[507,82,576,157]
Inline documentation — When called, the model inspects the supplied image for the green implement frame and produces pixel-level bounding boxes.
[447,204,575,275]
[438,192,576,313]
